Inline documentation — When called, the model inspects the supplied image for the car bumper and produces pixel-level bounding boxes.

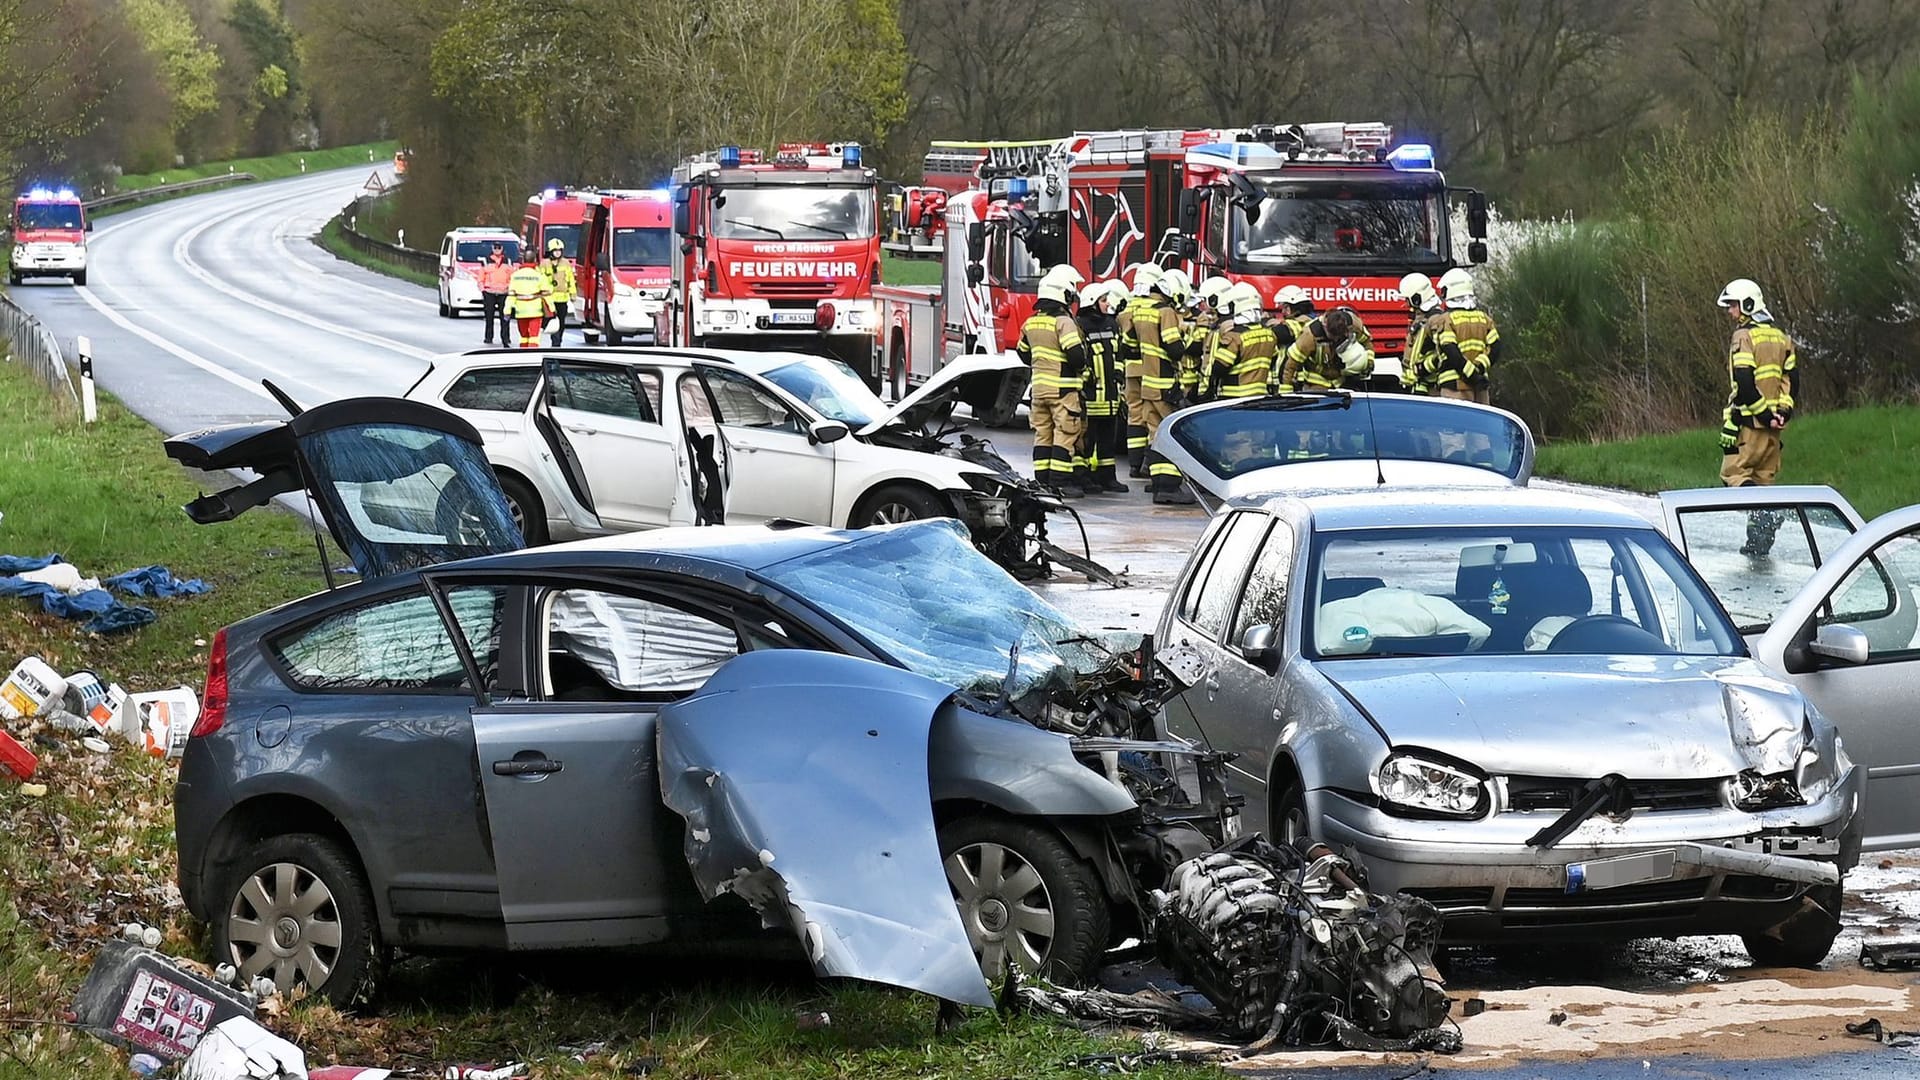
[13,246,85,272]
[1316,764,1862,941]
[173,737,235,922]
[608,294,664,333]
[447,279,485,308]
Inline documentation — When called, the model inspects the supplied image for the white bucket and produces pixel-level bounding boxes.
[1,656,68,721]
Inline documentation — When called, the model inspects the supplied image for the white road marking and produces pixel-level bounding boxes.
[73,285,273,401]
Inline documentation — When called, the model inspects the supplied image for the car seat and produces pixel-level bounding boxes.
[1460,562,1593,651]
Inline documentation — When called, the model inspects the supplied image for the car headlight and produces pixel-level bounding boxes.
[1373,752,1488,819]
[614,282,636,297]
[708,308,739,326]
[1733,769,1805,811]
[842,308,873,329]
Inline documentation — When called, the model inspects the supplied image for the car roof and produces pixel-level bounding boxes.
[446,521,869,574]
[1255,485,1651,533]
[447,227,519,237]
[423,346,820,374]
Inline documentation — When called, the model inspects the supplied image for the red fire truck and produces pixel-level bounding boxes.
[574,189,672,345]
[659,143,885,385]
[10,187,89,286]
[882,140,1051,260]
[521,188,590,272]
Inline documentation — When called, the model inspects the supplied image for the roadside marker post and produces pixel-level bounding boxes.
[77,335,97,423]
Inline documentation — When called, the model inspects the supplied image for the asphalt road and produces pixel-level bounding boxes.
[13,167,1920,1076]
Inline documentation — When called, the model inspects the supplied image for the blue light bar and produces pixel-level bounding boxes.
[718,145,742,168]
[55,188,76,200]
[543,187,558,201]
[1386,143,1435,170]
[26,187,52,200]
[842,143,862,167]
[1007,177,1030,200]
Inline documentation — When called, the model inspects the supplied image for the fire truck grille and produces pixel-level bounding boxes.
[749,282,837,299]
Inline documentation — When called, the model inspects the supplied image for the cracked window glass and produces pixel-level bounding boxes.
[274,587,505,691]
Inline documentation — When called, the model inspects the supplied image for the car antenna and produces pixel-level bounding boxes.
[1358,390,1386,486]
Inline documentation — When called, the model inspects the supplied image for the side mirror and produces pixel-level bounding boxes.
[1177,188,1200,227]
[672,196,691,237]
[966,221,986,263]
[1468,241,1488,265]
[1238,624,1279,668]
[1466,190,1489,239]
[1808,623,1870,666]
[966,262,985,286]
[808,419,849,445]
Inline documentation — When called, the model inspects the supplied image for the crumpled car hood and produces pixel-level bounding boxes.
[657,649,994,1006]
[1319,654,1806,778]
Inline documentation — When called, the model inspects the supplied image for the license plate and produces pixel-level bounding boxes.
[1565,849,1677,893]
[768,311,815,326]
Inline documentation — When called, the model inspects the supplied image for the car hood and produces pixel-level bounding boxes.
[856,353,1024,437]
[1318,654,1807,778]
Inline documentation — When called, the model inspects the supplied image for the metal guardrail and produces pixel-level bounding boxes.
[0,291,77,405]
[334,196,439,276]
[84,172,258,212]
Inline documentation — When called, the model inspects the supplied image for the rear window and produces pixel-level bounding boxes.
[444,367,538,412]
[1170,396,1528,482]
[455,239,518,261]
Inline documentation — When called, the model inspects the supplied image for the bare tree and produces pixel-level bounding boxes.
[1167,0,1331,123]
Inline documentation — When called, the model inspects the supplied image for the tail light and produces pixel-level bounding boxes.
[815,301,837,330]
[190,628,230,738]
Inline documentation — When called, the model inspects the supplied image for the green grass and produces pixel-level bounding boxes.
[0,357,1215,1078]
[881,253,943,287]
[114,141,398,196]
[1536,405,1920,518]
[316,215,437,289]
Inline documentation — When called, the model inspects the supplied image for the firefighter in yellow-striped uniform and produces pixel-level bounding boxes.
[1264,285,1312,392]
[1209,282,1278,399]
[1716,278,1800,556]
[1397,273,1445,396]
[1276,306,1373,392]
[1119,262,1163,478]
[1077,280,1131,493]
[1017,264,1091,496]
[1431,268,1502,403]
[1188,276,1232,402]
[1139,268,1196,505]
[506,252,554,348]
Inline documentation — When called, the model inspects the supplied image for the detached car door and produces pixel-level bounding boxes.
[1750,505,1920,850]
[691,364,837,524]
[533,359,682,529]
[450,574,751,947]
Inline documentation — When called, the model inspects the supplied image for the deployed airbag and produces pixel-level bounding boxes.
[1316,588,1491,655]
[656,649,993,1006]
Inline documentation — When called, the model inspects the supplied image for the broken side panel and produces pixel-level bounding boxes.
[656,649,994,1007]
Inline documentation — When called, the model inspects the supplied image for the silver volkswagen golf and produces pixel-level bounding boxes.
[1154,486,1865,966]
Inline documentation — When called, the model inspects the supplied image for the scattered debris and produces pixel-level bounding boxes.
[0,727,39,779]
[794,1011,831,1032]
[0,555,209,635]
[308,1070,394,1080]
[180,1016,306,1079]
[83,735,112,754]
[1880,858,1896,871]
[1860,941,1920,971]
[1016,981,1219,1031]
[19,781,47,796]
[129,1053,165,1077]
[1065,1047,1231,1072]
[74,940,256,1063]
[1460,997,1487,1017]
[1845,1017,1920,1047]
[443,1065,528,1079]
[1549,1009,1569,1026]
[126,685,199,759]
[121,923,165,948]
[2,655,66,720]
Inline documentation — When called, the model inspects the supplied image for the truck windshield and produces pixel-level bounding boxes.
[455,240,518,261]
[542,224,582,258]
[1235,182,1445,268]
[713,185,875,240]
[16,203,83,230]
[613,227,671,267]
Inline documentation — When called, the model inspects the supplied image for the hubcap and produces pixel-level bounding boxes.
[869,502,917,525]
[226,862,344,994]
[945,841,1054,979]
[505,494,527,533]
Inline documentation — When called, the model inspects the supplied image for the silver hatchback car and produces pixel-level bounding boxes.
[1155,487,1866,966]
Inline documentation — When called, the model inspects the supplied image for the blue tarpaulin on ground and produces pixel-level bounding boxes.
[0,555,211,635]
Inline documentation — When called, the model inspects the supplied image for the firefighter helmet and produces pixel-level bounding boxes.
[1197,275,1232,307]
[1272,284,1310,310]
[1717,278,1770,321]
[1221,281,1265,321]
[1038,263,1081,305]
[1399,272,1440,313]
[1129,262,1163,296]
[1157,267,1192,302]
[546,237,565,255]
[1437,267,1476,306]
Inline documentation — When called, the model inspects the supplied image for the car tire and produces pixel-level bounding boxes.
[8,272,20,287]
[604,306,624,346]
[212,833,381,1009]
[73,270,86,287]
[497,472,549,546]
[854,483,946,527]
[438,295,451,318]
[1269,779,1311,847]
[939,815,1109,985]
[1742,881,1843,968]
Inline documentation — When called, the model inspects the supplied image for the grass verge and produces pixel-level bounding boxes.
[316,215,437,289]
[114,142,399,198]
[0,357,1213,1078]
[882,253,942,287]
[1535,405,1920,518]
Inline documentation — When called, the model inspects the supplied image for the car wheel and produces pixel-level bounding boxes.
[889,339,907,403]
[939,815,1109,984]
[438,295,451,318]
[605,310,624,346]
[73,270,86,287]
[1269,780,1311,847]
[1742,881,1843,968]
[214,833,380,1009]
[855,483,946,527]
[7,272,20,287]
[498,473,549,546]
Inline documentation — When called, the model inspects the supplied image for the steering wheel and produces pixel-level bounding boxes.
[1545,614,1665,654]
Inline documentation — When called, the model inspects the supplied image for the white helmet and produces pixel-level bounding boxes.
[1272,284,1309,310]
[1337,338,1371,376]
[1157,267,1192,302]
[1436,267,1476,307]
[1037,263,1082,305]
[1717,278,1771,321]
[1221,281,1265,321]
[1197,275,1232,307]
[1129,261,1163,296]
[1088,279,1126,312]
[1398,272,1441,313]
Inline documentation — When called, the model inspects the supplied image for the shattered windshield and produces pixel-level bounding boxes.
[758,356,887,428]
[763,519,1116,696]
[713,185,876,240]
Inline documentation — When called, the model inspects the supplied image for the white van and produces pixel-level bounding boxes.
[436,227,521,317]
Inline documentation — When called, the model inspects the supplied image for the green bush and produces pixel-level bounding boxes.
[1825,66,1920,392]
[1485,224,1633,438]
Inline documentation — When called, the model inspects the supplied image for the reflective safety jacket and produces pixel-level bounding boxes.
[1279,312,1374,391]
[540,257,578,303]
[1016,300,1087,401]
[1137,299,1187,400]
[506,266,552,319]
[1432,307,1502,391]
[1184,310,1220,396]
[477,260,514,295]
[1077,308,1123,415]
[1728,318,1799,425]
[1119,296,1156,380]
[1212,322,1279,398]
[1402,311,1446,393]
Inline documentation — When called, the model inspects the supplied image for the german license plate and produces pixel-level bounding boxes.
[1565,849,1677,893]
[768,311,814,326]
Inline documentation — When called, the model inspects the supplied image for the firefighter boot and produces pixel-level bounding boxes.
[1093,464,1129,493]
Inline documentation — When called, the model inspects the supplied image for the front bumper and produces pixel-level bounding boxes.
[446,278,484,308]
[608,293,665,334]
[13,245,85,272]
[1317,763,1862,941]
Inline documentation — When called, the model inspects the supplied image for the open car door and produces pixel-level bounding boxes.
[166,396,523,577]
[1151,393,1534,512]
[1664,486,1920,849]
[516,359,604,534]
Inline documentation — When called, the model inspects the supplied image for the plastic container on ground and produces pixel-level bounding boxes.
[1,656,67,721]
